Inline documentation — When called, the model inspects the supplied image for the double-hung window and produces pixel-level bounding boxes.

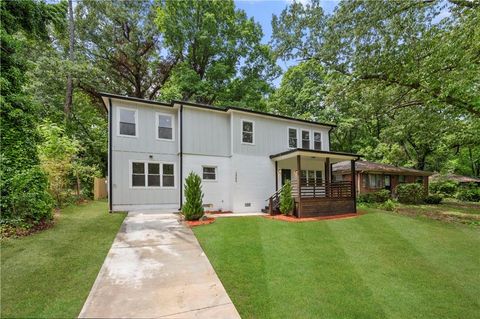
[131,162,175,188]
[119,108,137,137]
[302,130,310,149]
[162,164,175,187]
[288,128,298,148]
[157,113,173,140]
[368,174,382,188]
[242,120,254,144]
[313,132,322,150]
[202,166,217,181]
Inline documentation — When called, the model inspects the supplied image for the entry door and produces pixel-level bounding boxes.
[281,169,291,186]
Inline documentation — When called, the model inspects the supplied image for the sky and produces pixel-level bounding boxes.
[234,0,340,86]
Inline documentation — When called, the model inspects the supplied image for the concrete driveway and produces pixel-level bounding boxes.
[79,212,240,318]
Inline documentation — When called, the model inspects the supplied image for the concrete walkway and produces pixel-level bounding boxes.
[79,212,240,318]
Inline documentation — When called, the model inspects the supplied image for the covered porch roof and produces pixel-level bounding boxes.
[270,148,362,163]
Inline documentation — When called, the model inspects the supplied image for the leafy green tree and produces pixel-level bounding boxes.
[279,180,294,215]
[182,172,204,221]
[0,0,64,224]
[156,0,279,109]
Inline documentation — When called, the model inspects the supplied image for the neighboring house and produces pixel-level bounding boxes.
[430,173,480,186]
[332,160,432,196]
[101,93,361,217]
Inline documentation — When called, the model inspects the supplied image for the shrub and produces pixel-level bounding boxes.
[182,172,204,221]
[396,183,425,204]
[358,189,391,203]
[380,199,396,211]
[455,186,480,202]
[280,180,294,215]
[6,167,54,225]
[429,180,458,196]
[424,194,443,204]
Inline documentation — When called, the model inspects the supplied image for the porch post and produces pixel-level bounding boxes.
[325,157,330,197]
[351,159,357,213]
[275,161,278,191]
[297,155,302,218]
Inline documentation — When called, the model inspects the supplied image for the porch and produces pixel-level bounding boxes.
[268,149,361,218]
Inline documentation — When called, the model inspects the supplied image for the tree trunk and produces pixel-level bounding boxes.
[64,0,75,118]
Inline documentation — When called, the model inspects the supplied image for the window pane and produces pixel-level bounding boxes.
[163,164,174,175]
[316,171,322,181]
[314,132,322,150]
[158,115,172,128]
[148,163,159,174]
[302,131,309,139]
[132,175,145,187]
[120,122,136,136]
[132,162,145,174]
[203,167,215,174]
[242,132,253,143]
[148,175,160,187]
[120,109,135,123]
[158,127,172,139]
[289,129,297,148]
[302,139,310,149]
[242,121,253,132]
[162,175,174,187]
[203,173,216,180]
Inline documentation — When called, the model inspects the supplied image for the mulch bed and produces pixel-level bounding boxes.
[0,219,55,239]
[205,210,233,215]
[186,217,216,227]
[265,213,357,223]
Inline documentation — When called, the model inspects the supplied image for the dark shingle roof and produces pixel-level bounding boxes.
[332,160,432,176]
[430,173,480,183]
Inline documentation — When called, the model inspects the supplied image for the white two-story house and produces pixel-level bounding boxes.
[101,93,361,217]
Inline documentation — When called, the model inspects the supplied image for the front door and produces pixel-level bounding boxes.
[281,169,291,186]
[384,175,391,191]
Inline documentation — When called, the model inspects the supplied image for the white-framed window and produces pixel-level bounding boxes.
[241,120,254,144]
[162,163,175,188]
[147,163,161,187]
[202,166,217,181]
[301,170,323,185]
[301,130,310,149]
[156,112,174,141]
[132,162,146,187]
[313,131,322,150]
[118,107,137,137]
[130,161,175,188]
[288,127,298,148]
[368,174,382,188]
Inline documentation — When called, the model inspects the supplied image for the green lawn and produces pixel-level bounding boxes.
[1,201,125,318]
[194,212,480,318]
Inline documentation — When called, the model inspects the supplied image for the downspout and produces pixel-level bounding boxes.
[179,104,183,210]
[108,98,113,213]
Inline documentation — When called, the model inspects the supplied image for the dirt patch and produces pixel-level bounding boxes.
[265,213,357,223]
[185,217,215,227]
[0,219,55,239]
[395,206,480,225]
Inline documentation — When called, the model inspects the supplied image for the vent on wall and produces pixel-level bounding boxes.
[244,203,251,207]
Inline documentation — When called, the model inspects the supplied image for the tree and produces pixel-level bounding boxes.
[182,172,204,221]
[156,0,279,109]
[0,0,65,224]
[279,180,294,215]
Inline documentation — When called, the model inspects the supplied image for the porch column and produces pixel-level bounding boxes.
[351,159,357,213]
[325,157,330,197]
[297,155,301,218]
[275,161,278,191]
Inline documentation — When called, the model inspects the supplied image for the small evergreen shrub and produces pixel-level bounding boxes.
[280,180,294,215]
[358,189,391,203]
[182,172,204,221]
[6,167,54,225]
[429,180,458,196]
[380,199,396,211]
[424,194,443,204]
[455,185,480,202]
[396,183,425,204]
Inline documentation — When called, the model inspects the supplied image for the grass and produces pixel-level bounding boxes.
[194,212,480,318]
[1,200,126,318]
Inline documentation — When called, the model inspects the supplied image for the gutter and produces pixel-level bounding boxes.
[108,98,113,212]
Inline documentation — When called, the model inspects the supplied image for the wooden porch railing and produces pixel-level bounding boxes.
[296,179,354,199]
[266,185,284,215]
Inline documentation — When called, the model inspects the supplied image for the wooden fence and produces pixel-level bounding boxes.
[93,177,107,200]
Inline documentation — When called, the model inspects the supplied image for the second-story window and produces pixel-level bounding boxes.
[288,128,297,148]
[314,132,322,150]
[242,120,254,144]
[119,108,137,137]
[157,113,173,140]
[302,130,310,149]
